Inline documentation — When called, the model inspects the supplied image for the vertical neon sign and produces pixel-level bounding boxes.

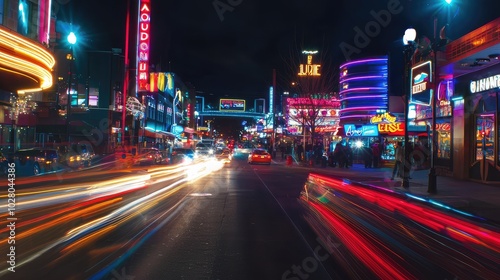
[137,0,151,92]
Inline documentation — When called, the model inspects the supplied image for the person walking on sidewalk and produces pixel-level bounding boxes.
[391,141,404,180]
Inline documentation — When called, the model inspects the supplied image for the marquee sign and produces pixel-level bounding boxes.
[298,55,321,76]
[370,112,404,136]
[410,60,433,105]
[137,0,151,92]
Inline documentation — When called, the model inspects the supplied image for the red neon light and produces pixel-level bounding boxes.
[137,0,151,92]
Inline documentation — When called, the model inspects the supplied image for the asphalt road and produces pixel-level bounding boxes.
[5,157,347,279]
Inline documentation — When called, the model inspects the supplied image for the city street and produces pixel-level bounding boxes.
[2,156,499,279]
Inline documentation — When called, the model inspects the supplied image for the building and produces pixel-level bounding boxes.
[436,17,500,182]
[0,0,56,153]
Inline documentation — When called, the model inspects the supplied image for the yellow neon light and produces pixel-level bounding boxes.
[0,26,55,92]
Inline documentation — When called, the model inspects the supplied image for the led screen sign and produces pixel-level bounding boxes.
[220,99,245,111]
[410,60,432,105]
[137,0,151,92]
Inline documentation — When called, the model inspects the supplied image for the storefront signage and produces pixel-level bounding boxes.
[298,55,321,76]
[137,0,151,92]
[220,99,245,111]
[370,112,397,124]
[378,123,404,134]
[410,61,433,105]
[344,124,378,137]
[370,112,404,135]
[470,74,500,93]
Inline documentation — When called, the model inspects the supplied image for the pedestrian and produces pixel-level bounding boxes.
[372,141,381,168]
[391,142,404,180]
[363,146,373,168]
[297,143,304,161]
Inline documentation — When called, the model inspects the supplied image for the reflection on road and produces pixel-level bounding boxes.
[301,173,500,279]
[0,157,224,277]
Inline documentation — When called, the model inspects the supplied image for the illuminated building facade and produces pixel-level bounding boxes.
[339,57,389,124]
[0,0,55,152]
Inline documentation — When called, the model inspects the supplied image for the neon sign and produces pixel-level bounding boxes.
[410,60,433,105]
[137,0,151,92]
[298,55,321,76]
[470,74,500,93]
[370,112,404,135]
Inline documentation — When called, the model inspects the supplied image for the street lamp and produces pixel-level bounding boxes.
[402,28,417,189]
[66,31,77,143]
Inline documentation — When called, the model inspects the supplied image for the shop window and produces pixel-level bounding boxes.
[475,114,495,162]
[436,122,451,159]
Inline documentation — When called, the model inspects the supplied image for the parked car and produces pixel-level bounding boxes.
[171,148,195,164]
[135,148,163,165]
[58,142,95,167]
[248,149,272,165]
[11,148,59,176]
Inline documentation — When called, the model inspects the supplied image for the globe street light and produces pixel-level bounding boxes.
[403,28,417,189]
[66,31,77,143]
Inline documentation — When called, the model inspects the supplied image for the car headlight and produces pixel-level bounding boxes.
[209,149,214,154]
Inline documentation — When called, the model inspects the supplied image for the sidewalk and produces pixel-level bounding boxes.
[273,157,500,224]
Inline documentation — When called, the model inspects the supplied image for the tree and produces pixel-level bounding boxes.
[280,37,339,145]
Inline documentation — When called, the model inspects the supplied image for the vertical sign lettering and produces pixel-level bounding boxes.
[137,0,151,92]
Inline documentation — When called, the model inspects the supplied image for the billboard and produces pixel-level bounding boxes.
[410,60,432,105]
[220,99,245,111]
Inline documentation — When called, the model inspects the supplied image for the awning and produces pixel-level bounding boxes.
[144,129,181,140]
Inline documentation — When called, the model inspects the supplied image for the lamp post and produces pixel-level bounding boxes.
[402,28,417,189]
[66,31,77,143]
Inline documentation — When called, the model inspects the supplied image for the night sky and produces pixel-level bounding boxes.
[56,0,500,104]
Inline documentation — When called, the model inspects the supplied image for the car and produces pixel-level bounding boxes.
[195,142,214,157]
[216,148,232,164]
[248,149,272,165]
[58,142,95,168]
[233,143,255,157]
[135,148,163,165]
[10,148,59,176]
[171,148,195,164]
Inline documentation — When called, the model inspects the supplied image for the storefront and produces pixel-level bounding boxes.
[454,64,500,182]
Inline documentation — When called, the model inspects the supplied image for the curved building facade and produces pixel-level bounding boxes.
[339,57,388,124]
[0,0,56,152]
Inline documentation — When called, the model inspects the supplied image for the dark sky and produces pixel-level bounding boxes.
[56,0,500,102]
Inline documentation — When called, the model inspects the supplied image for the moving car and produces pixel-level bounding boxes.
[58,142,95,167]
[248,149,272,165]
[233,143,255,157]
[136,148,163,165]
[171,148,195,164]
[216,148,232,164]
[11,148,59,176]
[195,142,214,157]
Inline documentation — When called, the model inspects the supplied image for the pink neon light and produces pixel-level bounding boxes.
[340,95,387,100]
[340,75,387,83]
[137,0,151,92]
[340,87,387,94]
[341,106,384,112]
[339,58,388,69]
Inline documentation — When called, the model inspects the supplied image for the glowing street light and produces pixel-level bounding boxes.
[66,31,77,142]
